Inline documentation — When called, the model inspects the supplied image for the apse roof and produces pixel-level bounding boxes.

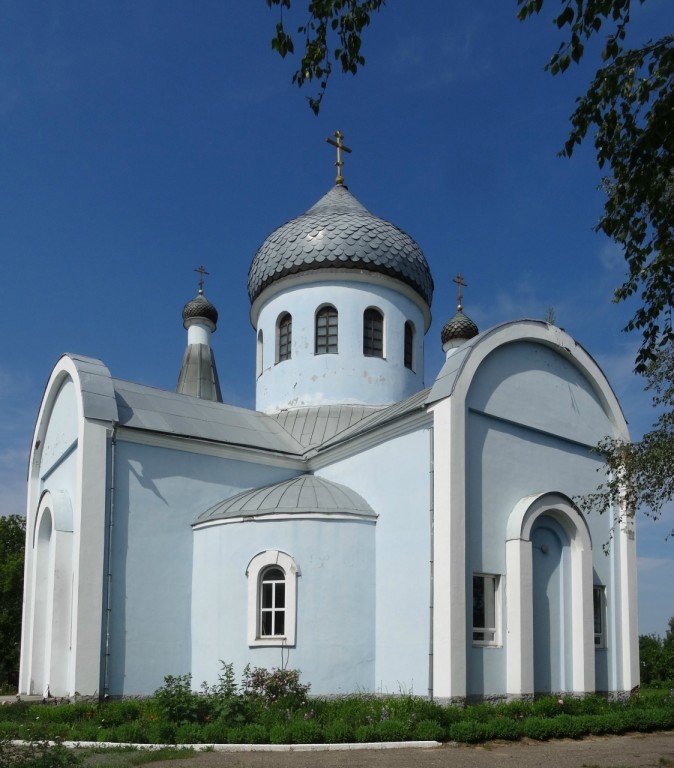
[247,185,434,306]
[194,473,376,524]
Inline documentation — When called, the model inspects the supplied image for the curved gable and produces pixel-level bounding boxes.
[428,320,628,443]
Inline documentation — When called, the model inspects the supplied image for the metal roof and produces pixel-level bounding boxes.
[271,403,384,449]
[247,185,434,305]
[194,473,376,524]
[310,387,431,453]
[176,343,223,403]
[113,379,305,455]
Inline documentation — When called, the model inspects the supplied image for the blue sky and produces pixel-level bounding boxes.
[1,0,671,636]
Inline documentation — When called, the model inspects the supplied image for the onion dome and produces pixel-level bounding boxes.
[182,290,218,328]
[441,274,479,351]
[248,185,434,306]
[440,310,479,346]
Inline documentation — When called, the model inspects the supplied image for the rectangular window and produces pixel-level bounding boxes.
[593,585,606,648]
[473,573,499,645]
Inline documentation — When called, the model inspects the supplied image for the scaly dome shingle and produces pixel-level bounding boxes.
[248,185,434,306]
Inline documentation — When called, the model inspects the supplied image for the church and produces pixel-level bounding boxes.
[19,136,639,702]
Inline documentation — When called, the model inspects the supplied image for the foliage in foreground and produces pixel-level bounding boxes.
[577,347,674,536]
[1,664,674,746]
[640,618,674,685]
[0,514,26,689]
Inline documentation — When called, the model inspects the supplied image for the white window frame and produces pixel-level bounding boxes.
[472,573,500,647]
[246,550,299,647]
[593,584,607,648]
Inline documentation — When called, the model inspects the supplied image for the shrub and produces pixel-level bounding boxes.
[520,716,555,740]
[174,722,205,744]
[110,721,150,744]
[354,723,377,743]
[413,718,444,741]
[483,717,521,741]
[371,719,408,742]
[154,675,206,724]
[0,737,81,768]
[244,667,310,710]
[323,718,354,743]
[448,720,490,743]
[227,723,267,744]
[531,696,566,718]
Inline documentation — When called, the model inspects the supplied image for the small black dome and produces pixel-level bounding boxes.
[182,292,218,327]
[441,310,478,345]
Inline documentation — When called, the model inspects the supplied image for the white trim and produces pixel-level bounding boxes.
[246,550,299,647]
[193,512,377,530]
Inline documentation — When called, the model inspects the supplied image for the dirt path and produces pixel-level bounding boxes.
[81,732,674,768]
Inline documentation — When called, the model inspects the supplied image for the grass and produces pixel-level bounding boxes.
[1,668,673,750]
[77,746,196,767]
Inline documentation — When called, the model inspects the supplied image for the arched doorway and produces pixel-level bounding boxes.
[27,492,74,697]
[506,493,594,697]
[531,515,572,694]
[30,508,54,696]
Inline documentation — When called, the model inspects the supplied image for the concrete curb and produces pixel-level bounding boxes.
[11,739,442,752]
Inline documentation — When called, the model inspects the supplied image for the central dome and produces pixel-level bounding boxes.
[248,185,434,306]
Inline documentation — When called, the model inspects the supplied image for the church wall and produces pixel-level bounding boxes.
[107,439,299,695]
[464,340,632,696]
[191,517,376,695]
[314,426,432,695]
[255,279,425,411]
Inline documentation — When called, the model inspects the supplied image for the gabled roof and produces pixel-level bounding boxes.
[193,473,376,525]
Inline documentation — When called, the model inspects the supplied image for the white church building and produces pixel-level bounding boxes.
[19,150,639,701]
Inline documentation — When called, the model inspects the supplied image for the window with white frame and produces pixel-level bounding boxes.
[473,573,499,645]
[246,550,299,647]
[593,585,606,648]
[260,566,285,637]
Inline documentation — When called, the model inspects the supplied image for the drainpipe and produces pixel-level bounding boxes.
[428,425,435,700]
[102,425,117,699]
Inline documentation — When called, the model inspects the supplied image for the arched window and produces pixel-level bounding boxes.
[277,313,292,362]
[260,566,285,637]
[315,306,338,354]
[246,550,299,646]
[256,330,263,378]
[363,308,384,357]
[404,321,415,370]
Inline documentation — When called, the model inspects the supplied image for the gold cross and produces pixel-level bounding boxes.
[453,274,467,311]
[194,265,209,293]
[326,130,352,185]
